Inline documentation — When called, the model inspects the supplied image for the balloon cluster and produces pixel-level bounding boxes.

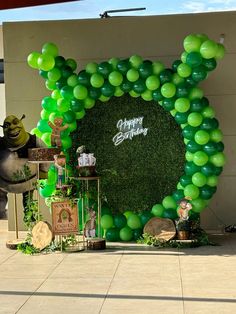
[28,34,226,226]
[101,207,153,241]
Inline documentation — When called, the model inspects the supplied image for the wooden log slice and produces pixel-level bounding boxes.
[87,238,106,250]
[143,217,176,241]
[6,239,25,250]
[31,221,53,251]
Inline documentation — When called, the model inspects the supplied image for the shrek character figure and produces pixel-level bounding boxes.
[48,117,68,148]
[0,114,45,219]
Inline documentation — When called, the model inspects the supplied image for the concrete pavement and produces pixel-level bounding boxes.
[0,219,236,314]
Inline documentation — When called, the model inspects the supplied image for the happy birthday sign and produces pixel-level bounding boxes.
[113,116,148,146]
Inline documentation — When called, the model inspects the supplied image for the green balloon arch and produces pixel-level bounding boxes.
[28,34,226,239]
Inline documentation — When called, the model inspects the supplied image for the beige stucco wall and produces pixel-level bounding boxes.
[2,11,236,231]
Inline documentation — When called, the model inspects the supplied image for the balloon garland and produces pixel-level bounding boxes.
[28,33,226,241]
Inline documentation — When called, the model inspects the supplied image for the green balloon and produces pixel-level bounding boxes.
[162,195,177,210]
[141,90,153,101]
[190,98,205,112]
[200,185,214,200]
[105,228,120,242]
[67,74,79,87]
[184,34,202,52]
[189,87,203,100]
[114,214,127,229]
[101,214,114,229]
[209,152,226,167]
[201,106,215,118]
[175,98,190,113]
[30,127,42,138]
[203,142,217,156]
[98,61,112,78]
[215,43,225,60]
[127,69,139,82]
[66,58,77,71]
[70,99,84,112]
[191,198,207,213]
[40,109,50,120]
[188,112,203,127]
[86,62,98,74]
[41,96,57,112]
[184,184,200,200]
[186,52,202,67]
[37,54,55,71]
[124,210,133,219]
[101,81,115,97]
[84,97,95,109]
[129,55,143,69]
[146,75,160,91]
[177,63,192,78]
[41,132,51,146]
[202,58,217,71]
[163,209,178,219]
[200,40,218,59]
[133,79,146,94]
[181,51,188,63]
[207,175,218,187]
[63,110,76,123]
[114,86,124,97]
[75,109,86,120]
[90,73,104,88]
[192,172,207,187]
[152,61,165,75]
[119,226,133,241]
[57,98,70,112]
[73,85,88,100]
[47,68,61,82]
[201,163,215,176]
[186,140,202,153]
[151,204,164,217]
[42,42,58,57]
[108,71,123,87]
[172,189,185,202]
[39,184,55,198]
[109,57,120,69]
[139,211,153,226]
[193,151,209,166]
[161,83,176,98]
[138,61,153,79]
[180,175,192,187]
[27,52,41,69]
[47,169,57,185]
[210,129,223,143]
[162,98,175,111]
[60,86,73,100]
[127,214,142,229]
[194,130,210,145]
[116,59,130,74]
[172,73,184,85]
[191,65,207,82]
[185,151,194,162]
[133,228,143,241]
[37,119,51,133]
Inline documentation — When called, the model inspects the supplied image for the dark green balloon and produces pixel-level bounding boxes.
[203,142,217,155]
[185,161,201,175]
[175,112,189,124]
[202,58,217,71]
[39,70,48,79]
[70,99,84,112]
[106,228,120,242]
[182,125,199,140]
[55,56,66,68]
[176,83,189,98]
[61,65,73,79]
[214,167,223,175]
[114,214,127,229]
[152,89,164,102]
[172,189,185,201]
[216,141,224,152]
[56,78,67,89]
[88,87,101,100]
[117,59,130,74]
[201,163,215,176]
[98,61,112,78]
[162,97,175,111]
[186,77,197,87]
[133,78,146,94]
[180,175,192,187]
[163,209,178,220]
[159,69,173,84]
[138,61,153,79]
[172,59,182,72]
[120,79,133,92]
[186,140,202,153]
[192,65,207,82]
[186,51,202,67]
[200,118,219,130]
[190,98,205,112]
[139,211,153,227]
[200,185,214,200]
[101,81,115,97]
[133,228,143,240]
[78,70,90,86]
[60,86,73,100]
[201,97,210,107]
[63,110,76,123]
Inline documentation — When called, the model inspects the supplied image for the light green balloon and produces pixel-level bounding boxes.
[184,34,202,53]
[193,151,209,166]
[30,127,42,138]
[99,95,110,102]
[207,175,218,187]
[141,90,153,101]
[57,98,70,112]
[86,62,98,74]
[41,132,52,147]
[127,69,139,82]
[191,198,207,213]
[172,73,184,85]
[101,214,114,229]
[75,109,86,120]
[192,172,207,187]
[210,129,223,143]
[73,85,88,100]
[84,97,95,109]
[27,52,41,69]
[201,106,215,118]
[181,52,188,63]
[215,43,225,60]
[187,112,203,127]
[67,74,79,87]
[129,55,143,69]
[108,71,123,86]
[194,130,210,145]
[177,63,192,78]
[37,54,55,71]
[185,151,194,161]
[47,68,61,82]
[209,152,226,167]
[184,184,200,200]
[151,204,164,217]
[189,87,203,100]
[108,57,120,69]
[42,42,59,57]
[146,75,160,91]
[162,196,177,210]
[90,73,104,88]
[129,90,140,98]
[152,61,165,75]
[161,82,176,98]
[114,86,124,97]
[175,98,190,113]
[200,40,218,59]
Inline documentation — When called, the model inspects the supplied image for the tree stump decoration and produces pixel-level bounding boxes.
[31,221,53,250]
[143,217,176,241]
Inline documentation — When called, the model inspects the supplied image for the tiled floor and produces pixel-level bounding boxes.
[0,219,236,314]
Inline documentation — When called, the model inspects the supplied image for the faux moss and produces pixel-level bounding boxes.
[70,94,185,212]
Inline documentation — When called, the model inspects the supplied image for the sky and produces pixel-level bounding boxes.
[1,0,236,24]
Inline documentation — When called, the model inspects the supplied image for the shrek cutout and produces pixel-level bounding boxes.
[2,114,29,147]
